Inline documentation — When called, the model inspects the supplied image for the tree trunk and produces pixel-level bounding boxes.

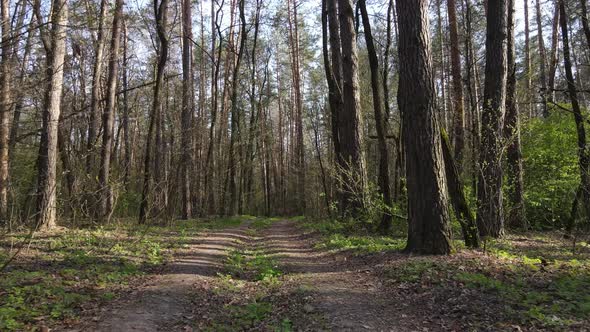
[396,0,453,254]
[97,0,124,221]
[477,0,508,238]
[180,0,193,219]
[504,0,527,229]
[580,0,590,51]
[547,2,560,104]
[36,0,68,230]
[559,0,590,229]
[338,0,366,216]
[536,0,549,117]
[524,0,532,117]
[358,0,392,232]
[87,0,107,174]
[226,0,247,216]
[0,0,12,225]
[441,129,479,248]
[139,0,169,224]
[447,0,465,168]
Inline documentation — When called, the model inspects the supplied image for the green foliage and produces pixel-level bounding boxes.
[224,249,282,285]
[521,107,580,228]
[317,233,405,253]
[251,217,281,230]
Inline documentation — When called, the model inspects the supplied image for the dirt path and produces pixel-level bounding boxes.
[63,222,252,331]
[64,220,430,331]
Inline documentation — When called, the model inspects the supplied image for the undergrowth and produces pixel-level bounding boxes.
[0,216,247,330]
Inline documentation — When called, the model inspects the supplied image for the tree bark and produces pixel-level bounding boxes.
[536,0,549,117]
[358,0,392,232]
[547,2,560,104]
[477,0,508,238]
[97,0,124,221]
[87,0,107,174]
[139,0,169,224]
[396,0,453,254]
[447,0,465,168]
[0,0,12,224]
[504,0,527,229]
[180,0,193,219]
[338,0,366,216]
[36,0,68,230]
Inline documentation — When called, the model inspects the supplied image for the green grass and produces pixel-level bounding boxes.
[0,216,246,330]
[317,233,405,253]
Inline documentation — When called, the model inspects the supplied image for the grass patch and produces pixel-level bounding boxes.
[0,216,245,330]
[224,249,282,285]
[317,233,405,253]
[381,233,590,329]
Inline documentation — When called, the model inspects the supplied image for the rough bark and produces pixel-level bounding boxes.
[477,0,508,238]
[524,0,532,117]
[338,0,367,216]
[396,0,453,254]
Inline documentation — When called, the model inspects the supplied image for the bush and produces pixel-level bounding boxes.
[521,106,580,229]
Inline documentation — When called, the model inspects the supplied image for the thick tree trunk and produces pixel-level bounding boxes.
[122,21,131,188]
[36,0,68,230]
[358,0,392,232]
[180,0,193,219]
[477,0,508,238]
[97,0,124,221]
[396,0,453,254]
[338,0,366,216]
[559,0,590,229]
[504,0,527,229]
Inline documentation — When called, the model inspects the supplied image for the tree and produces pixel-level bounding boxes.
[477,0,508,238]
[358,0,392,232]
[180,0,194,219]
[139,0,169,224]
[535,0,549,117]
[396,0,453,254]
[87,0,107,174]
[36,0,68,229]
[0,0,11,224]
[447,0,465,166]
[504,0,526,229]
[337,0,366,216]
[98,0,124,221]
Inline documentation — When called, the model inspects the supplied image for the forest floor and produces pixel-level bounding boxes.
[1,216,590,331]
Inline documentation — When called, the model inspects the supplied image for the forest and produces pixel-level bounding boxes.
[1,0,590,330]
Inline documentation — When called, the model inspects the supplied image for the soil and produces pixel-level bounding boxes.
[59,220,477,331]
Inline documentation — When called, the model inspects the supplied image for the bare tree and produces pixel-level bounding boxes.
[36,0,68,229]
